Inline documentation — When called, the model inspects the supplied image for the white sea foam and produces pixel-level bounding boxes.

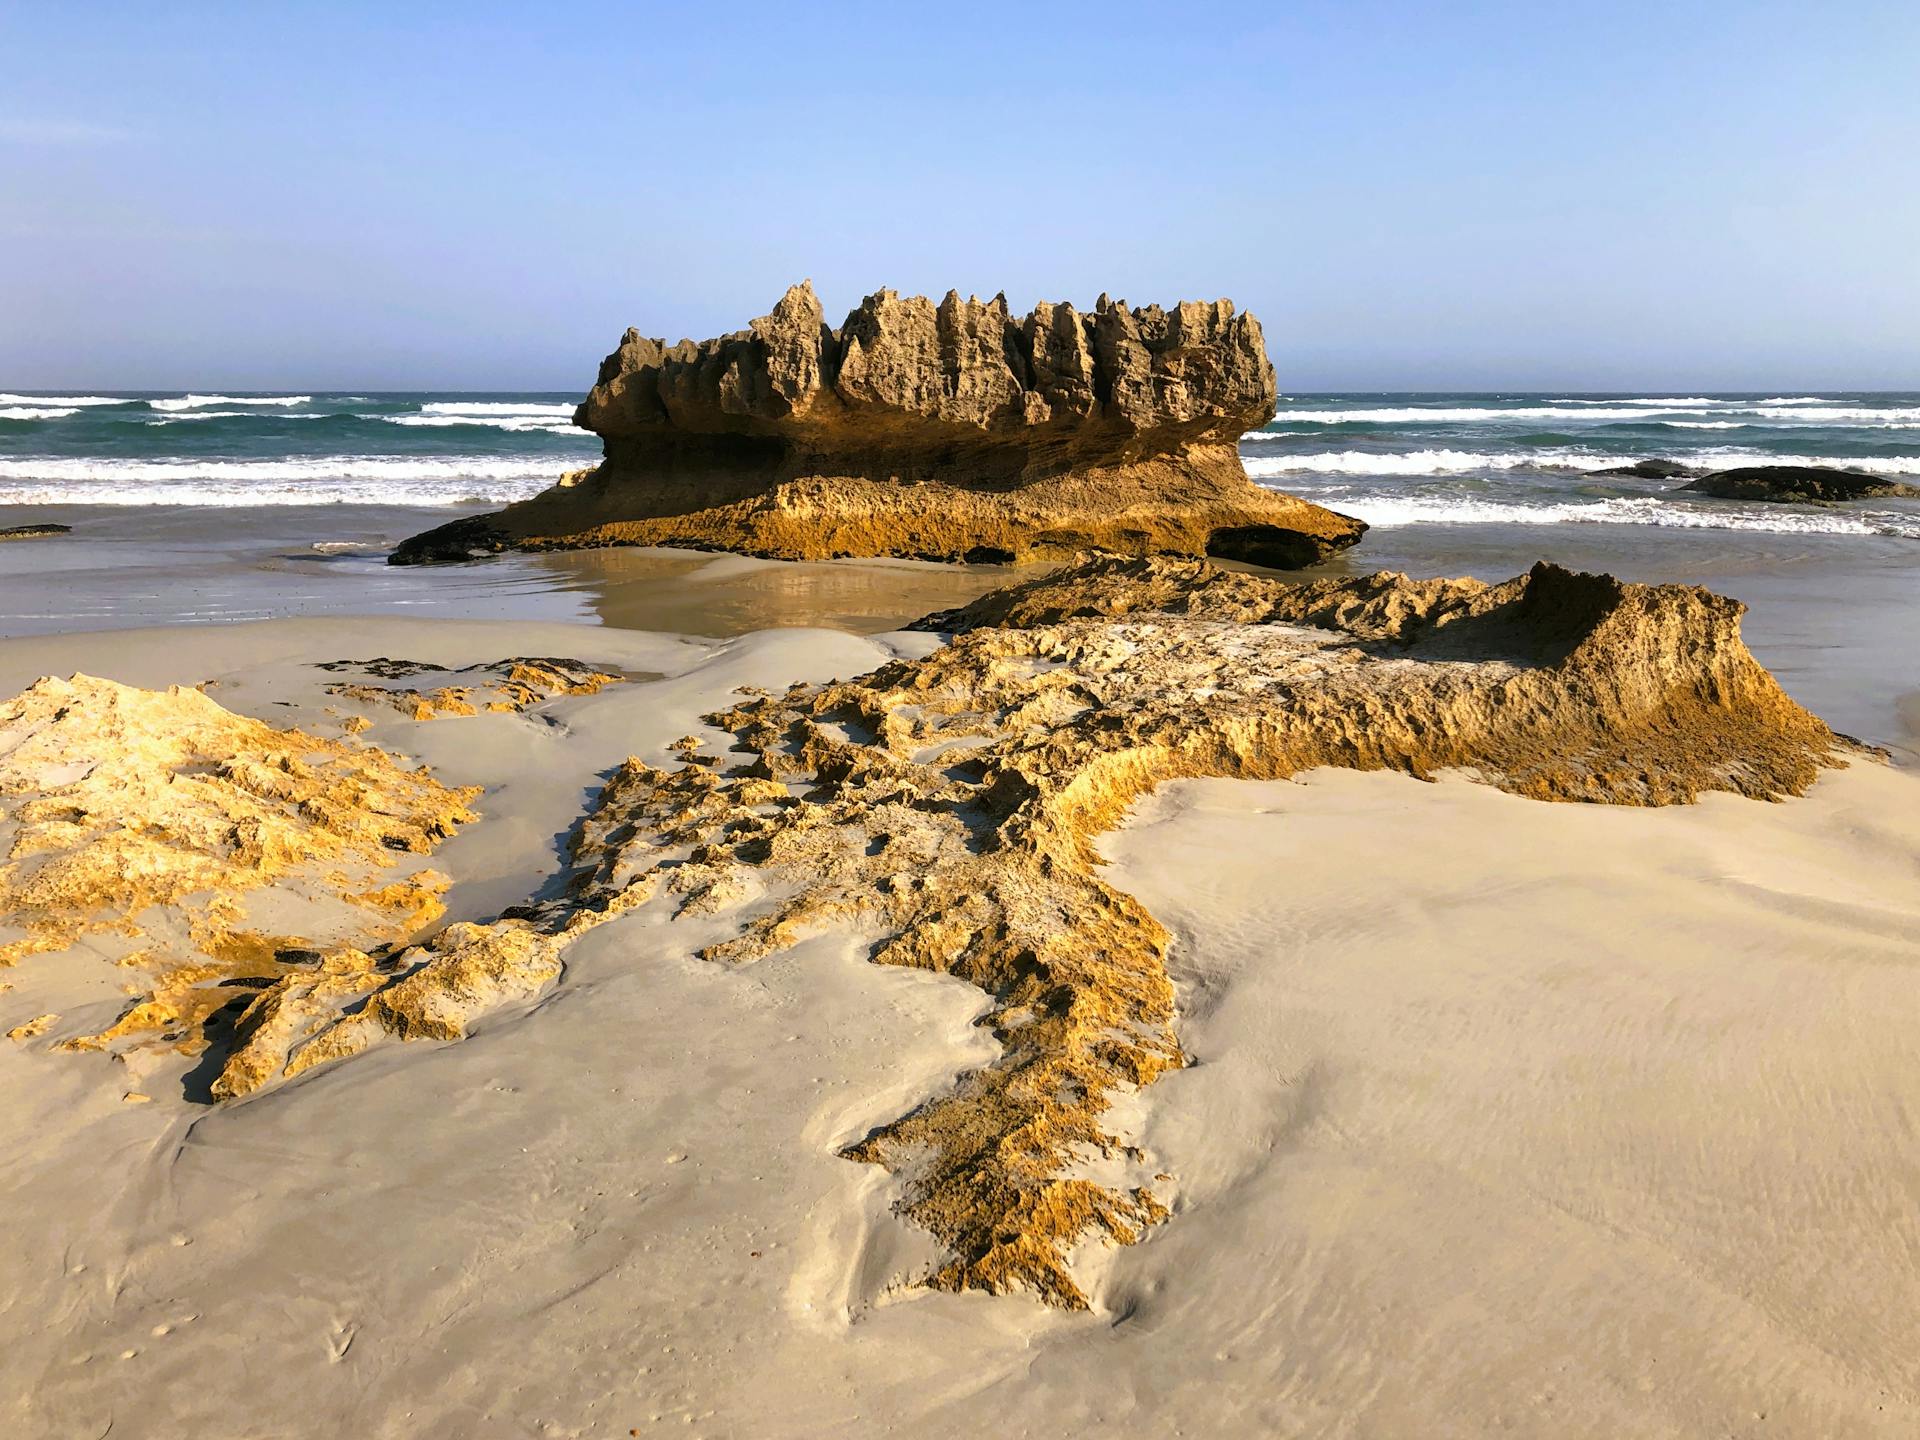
[1758,396,1837,406]
[1261,402,1920,427]
[1550,397,1729,407]
[0,393,131,408]
[1244,449,1588,476]
[1269,406,1701,424]
[144,410,342,424]
[418,401,576,417]
[148,394,314,411]
[1738,406,1920,422]
[0,455,575,507]
[1243,448,1920,478]
[0,406,80,421]
[381,413,580,434]
[1264,490,1920,538]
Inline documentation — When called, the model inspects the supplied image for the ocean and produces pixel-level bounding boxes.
[1249,392,1920,539]
[0,391,599,506]
[4,390,1920,532]
[0,388,1915,752]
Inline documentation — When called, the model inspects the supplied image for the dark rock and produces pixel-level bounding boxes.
[0,523,72,541]
[1682,466,1920,503]
[1589,459,1703,480]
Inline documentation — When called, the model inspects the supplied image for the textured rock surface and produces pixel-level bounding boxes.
[505,555,1841,1307]
[318,655,624,721]
[2,564,1851,1309]
[0,524,70,541]
[391,283,1364,568]
[0,674,480,1059]
[1683,465,1920,503]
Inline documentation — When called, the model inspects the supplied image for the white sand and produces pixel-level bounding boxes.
[2,617,1917,1438]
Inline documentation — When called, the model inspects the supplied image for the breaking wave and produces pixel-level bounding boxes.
[148,394,313,411]
[0,393,132,408]
[1267,490,1920,538]
[1263,404,1920,426]
[0,456,563,506]
[1242,448,1920,478]
[418,401,576,417]
[382,413,580,434]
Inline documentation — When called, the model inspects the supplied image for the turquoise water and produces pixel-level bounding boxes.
[0,392,599,505]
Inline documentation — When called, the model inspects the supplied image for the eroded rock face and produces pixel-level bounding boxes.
[391,283,1364,569]
[1,564,1850,1309]
[540,556,1838,1307]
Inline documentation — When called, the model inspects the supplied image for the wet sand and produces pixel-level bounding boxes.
[4,502,1913,748]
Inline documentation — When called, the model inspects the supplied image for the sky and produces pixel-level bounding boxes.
[2,1,1917,391]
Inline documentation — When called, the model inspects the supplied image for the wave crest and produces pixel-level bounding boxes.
[148,394,313,411]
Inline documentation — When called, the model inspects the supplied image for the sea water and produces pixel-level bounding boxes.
[3,390,1918,531]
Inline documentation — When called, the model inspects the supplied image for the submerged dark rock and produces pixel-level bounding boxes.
[0,523,72,541]
[1683,466,1920,503]
[1590,459,1703,480]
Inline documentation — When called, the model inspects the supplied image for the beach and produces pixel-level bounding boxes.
[4,383,1920,1437]
[1,595,1915,1437]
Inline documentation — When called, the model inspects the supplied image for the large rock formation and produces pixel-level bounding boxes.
[391,283,1365,568]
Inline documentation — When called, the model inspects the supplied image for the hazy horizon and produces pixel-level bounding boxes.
[5,2,1917,391]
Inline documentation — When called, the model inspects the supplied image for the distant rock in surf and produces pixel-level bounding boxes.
[0,523,71,541]
[390,282,1366,569]
[1589,459,1703,480]
[1683,465,1920,504]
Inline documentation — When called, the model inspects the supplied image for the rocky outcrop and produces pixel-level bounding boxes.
[0,523,70,541]
[4,565,1852,1307]
[517,555,1843,1308]
[1682,465,1920,503]
[0,675,479,1056]
[391,283,1365,569]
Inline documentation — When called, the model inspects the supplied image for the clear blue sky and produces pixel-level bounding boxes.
[3,1,1916,391]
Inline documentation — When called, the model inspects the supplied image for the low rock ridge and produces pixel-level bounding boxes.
[391,282,1365,568]
[3,560,1853,1307]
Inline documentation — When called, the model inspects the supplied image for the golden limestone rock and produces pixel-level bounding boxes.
[210,829,660,1099]
[0,673,478,1053]
[0,565,1849,1310]
[390,283,1365,568]
[318,655,623,722]
[529,556,1842,1308]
